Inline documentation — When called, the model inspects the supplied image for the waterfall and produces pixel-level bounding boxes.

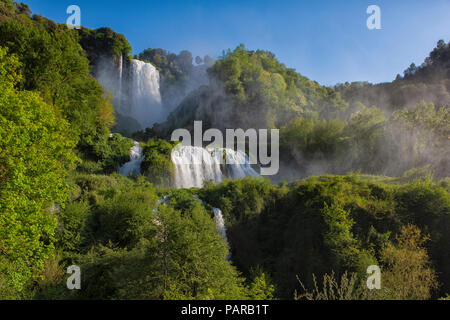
[118,54,123,109]
[118,141,144,176]
[213,207,230,260]
[129,59,163,129]
[171,146,223,189]
[94,57,164,132]
[213,208,227,240]
[171,146,259,189]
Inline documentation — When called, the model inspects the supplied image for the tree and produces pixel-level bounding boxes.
[203,55,214,67]
[0,0,14,15]
[404,63,418,78]
[141,138,176,187]
[155,204,247,299]
[0,47,77,298]
[390,101,450,177]
[379,225,439,300]
[0,18,116,165]
[346,105,386,173]
[71,193,249,300]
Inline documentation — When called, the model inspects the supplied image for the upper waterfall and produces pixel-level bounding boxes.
[129,59,163,129]
[94,57,164,131]
[117,54,123,109]
[213,208,227,240]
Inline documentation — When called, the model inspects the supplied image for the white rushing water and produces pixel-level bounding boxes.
[119,143,256,258]
[118,141,144,176]
[213,208,227,240]
[117,54,123,109]
[222,148,260,179]
[213,207,230,260]
[129,59,163,129]
[119,144,258,185]
[171,146,259,189]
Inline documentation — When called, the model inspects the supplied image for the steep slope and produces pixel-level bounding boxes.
[156,44,347,137]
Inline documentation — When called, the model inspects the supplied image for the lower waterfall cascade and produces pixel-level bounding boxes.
[119,141,259,189]
[119,144,259,188]
[171,146,259,189]
[213,207,227,241]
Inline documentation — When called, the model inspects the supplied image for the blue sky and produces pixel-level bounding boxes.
[25,0,450,86]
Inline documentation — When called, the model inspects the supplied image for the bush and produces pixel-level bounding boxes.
[94,188,158,249]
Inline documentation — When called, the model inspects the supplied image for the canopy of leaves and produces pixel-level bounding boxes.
[36,175,265,300]
[77,27,132,65]
[0,46,77,298]
[158,44,347,136]
[279,101,449,179]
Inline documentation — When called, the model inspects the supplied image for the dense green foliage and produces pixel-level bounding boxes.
[0,1,128,168]
[139,48,195,84]
[159,43,448,180]
[0,19,107,149]
[35,175,274,300]
[77,133,134,174]
[279,101,449,178]
[296,225,438,300]
[200,175,450,298]
[0,1,134,298]
[28,173,449,300]
[0,46,76,298]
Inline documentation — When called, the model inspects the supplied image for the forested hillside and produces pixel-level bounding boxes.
[0,0,134,297]
[138,48,214,112]
[0,0,449,301]
[158,44,347,135]
[158,43,449,180]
